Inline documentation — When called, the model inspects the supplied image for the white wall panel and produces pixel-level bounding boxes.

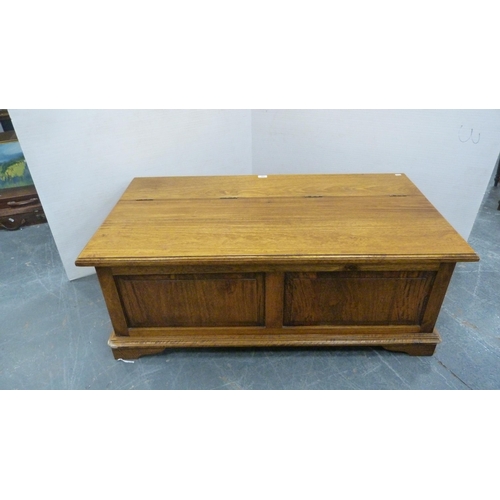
[10,110,252,280]
[9,109,499,281]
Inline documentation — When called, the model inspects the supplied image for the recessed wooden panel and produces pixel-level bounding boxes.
[284,271,435,326]
[116,273,264,327]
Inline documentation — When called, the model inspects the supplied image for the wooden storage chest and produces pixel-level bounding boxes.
[76,174,479,359]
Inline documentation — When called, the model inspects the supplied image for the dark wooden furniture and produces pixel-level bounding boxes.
[76,174,479,359]
[0,185,46,230]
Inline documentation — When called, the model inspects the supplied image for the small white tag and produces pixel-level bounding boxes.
[395,173,402,176]
[258,175,267,178]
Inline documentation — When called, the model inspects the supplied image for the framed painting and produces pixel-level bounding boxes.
[0,131,34,190]
[0,131,45,230]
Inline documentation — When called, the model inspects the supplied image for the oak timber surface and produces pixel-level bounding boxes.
[76,174,478,267]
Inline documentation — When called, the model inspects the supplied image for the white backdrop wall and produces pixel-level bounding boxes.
[8,109,500,281]
[9,110,252,280]
[252,109,500,240]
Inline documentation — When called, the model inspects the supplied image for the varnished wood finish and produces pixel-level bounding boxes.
[108,329,441,360]
[420,263,456,332]
[116,273,264,327]
[265,273,284,328]
[284,271,435,326]
[76,174,478,267]
[95,268,129,336]
[126,325,422,337]
[76,174,479,359]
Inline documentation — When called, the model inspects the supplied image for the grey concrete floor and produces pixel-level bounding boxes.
[1,177,499,389]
